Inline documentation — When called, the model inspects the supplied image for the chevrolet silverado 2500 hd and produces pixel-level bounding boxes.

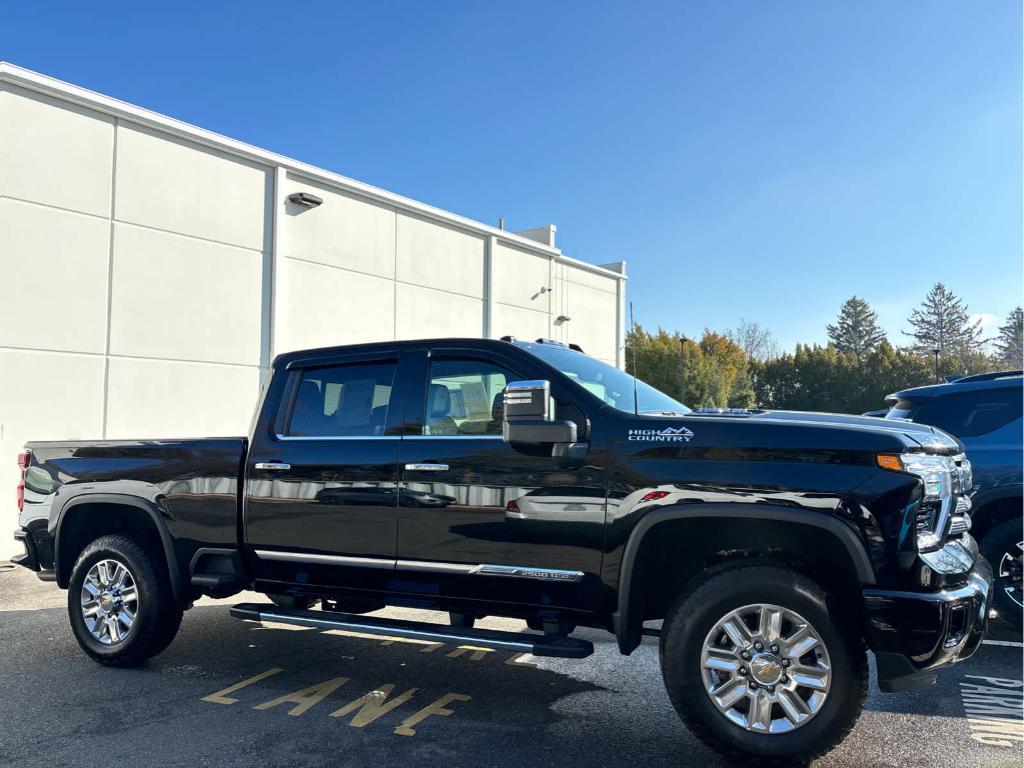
[13,337,992,761]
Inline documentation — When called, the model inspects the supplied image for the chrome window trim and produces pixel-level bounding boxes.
[273,433,402,441]
[272,433,504,441]
[405,434,503,440]
[253,551,583,582]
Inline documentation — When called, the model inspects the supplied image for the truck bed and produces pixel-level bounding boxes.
[20,437,247,578]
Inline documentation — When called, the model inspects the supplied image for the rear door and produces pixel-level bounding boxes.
[394,345,607,612]
[244,350,409,591]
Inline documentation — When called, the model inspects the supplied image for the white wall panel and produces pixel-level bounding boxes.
[397,213,485,298]
[492,242,551,313]
[105,357,257,439]
[109,223,263,366]
[283,175,396,279]
[0,85,114,216]
[115,123,270,250]
[275,259,396,353]
[561,263,618,294]
[565,281,619,362]
[395,283,483,339]
[492,302,551,342]
[0,199,109,353]
[0,349,106,514]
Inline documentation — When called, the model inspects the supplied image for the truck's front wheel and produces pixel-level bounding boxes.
[68,535,183,666]
[660,564,866,762]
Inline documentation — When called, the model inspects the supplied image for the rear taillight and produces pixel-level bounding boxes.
[16,451,29,512]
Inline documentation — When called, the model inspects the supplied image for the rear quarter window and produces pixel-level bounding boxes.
[910,388,1022,438]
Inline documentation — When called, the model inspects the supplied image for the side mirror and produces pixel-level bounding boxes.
[502,380,577,446]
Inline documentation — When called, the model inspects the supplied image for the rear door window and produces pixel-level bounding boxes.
[286,361,397,437]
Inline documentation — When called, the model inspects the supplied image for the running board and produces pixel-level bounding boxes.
[230,602,594,659]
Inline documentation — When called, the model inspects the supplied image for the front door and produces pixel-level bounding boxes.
[395,347,607,612]
[244,351,407,591]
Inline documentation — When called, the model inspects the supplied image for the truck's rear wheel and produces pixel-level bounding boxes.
[68,535,182,666]
[660,564,866,762]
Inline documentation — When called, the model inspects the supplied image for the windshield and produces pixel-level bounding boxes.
[518,342,690,415]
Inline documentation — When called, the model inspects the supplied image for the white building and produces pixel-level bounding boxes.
[0,63,626,512]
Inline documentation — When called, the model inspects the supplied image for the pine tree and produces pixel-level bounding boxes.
[902,283,983,362]
[994,307,1023,368]
[826,296,887,359]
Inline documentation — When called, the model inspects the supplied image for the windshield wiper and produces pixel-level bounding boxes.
[640,410,689,416]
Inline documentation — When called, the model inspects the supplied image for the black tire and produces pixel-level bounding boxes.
[660,563,867,763]
[981,519,1023,630]
[68,535,183,667]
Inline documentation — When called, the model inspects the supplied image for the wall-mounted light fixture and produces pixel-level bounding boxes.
[555,314,572,323]
[287,191,323,208]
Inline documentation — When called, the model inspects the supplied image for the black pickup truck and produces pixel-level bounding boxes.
[13,337,992,762]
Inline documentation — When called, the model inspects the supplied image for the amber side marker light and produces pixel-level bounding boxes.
[876,454,903,471]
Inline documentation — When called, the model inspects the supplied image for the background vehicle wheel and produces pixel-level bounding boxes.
[660,564,867,763]
[68,535,182,667]
[981,519,1023,629]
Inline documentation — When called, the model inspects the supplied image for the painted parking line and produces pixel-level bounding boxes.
[958,675,1023,748]
[982,639,1024,648]
[198,626,542,739]
[202,667,473,737]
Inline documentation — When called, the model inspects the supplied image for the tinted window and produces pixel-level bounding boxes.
[911,389,1022,438]
[518,342,690,415]
[287,362,396,437]
[424,359,515,435]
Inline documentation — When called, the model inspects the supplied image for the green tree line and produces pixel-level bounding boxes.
[625,283,1022,414]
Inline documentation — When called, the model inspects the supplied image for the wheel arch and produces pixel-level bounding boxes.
[612,504,876,655]
[969,485,1022,541]
[54,494,183,602]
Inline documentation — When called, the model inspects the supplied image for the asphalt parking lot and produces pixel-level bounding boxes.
[1,562,1021,768]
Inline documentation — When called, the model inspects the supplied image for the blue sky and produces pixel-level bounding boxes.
[3,2,1020,351]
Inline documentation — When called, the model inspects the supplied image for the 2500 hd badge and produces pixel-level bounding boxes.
[13,336,992,763]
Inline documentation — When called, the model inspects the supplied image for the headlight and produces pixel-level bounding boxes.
[898,454,954,502]
[956,456,973,494]
[877,452,957,552]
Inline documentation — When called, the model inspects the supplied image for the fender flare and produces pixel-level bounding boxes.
[612,503,876,654]
[53,493,183,602]
[970,484,1023,512]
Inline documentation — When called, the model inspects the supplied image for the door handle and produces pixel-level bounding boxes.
[255,462,291,471]
[404,463,449,472]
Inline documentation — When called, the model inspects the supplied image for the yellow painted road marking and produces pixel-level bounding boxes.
[394,693,472,737]
[505,653,537,668]
[330,684,420,726]
[202,668,284,705]
[254,676,350,716]
[446,645,494,661]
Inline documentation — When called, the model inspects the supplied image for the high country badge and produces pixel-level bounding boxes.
[628,426,694,442]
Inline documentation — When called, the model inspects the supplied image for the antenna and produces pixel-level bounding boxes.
[629,302,639,416]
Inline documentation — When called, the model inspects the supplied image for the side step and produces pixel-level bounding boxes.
[230,602,594,659]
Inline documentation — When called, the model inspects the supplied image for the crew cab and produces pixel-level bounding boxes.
[12,337,992,762]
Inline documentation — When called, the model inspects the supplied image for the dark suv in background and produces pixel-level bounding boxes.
[885,371,1023,628]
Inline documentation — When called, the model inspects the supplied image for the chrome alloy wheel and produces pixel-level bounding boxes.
[80,559,139,645]
[998,541,1024,610]
[700,603,832,734]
